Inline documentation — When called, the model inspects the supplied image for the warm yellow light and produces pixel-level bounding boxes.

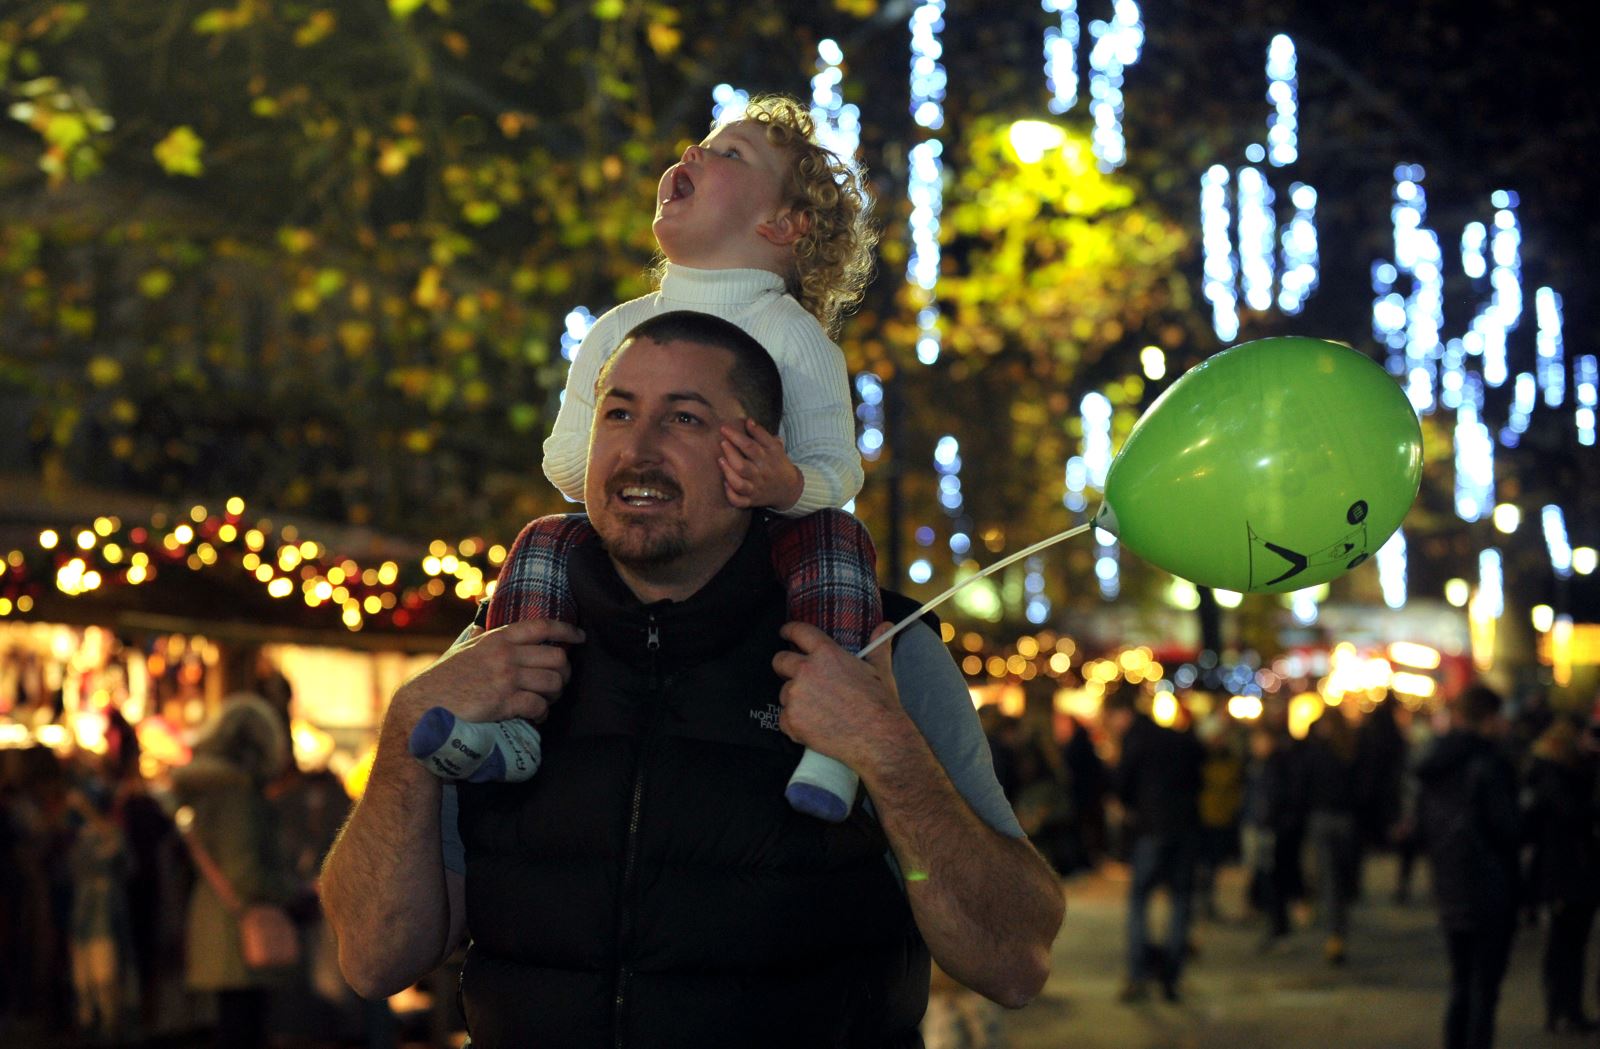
[1214,588,1243,608]
[1007,119,1068,163]
[103,543,123,563]
[1228,695,1264,720]
[489,544,507,565]
[196,543,217,565]
[1006,654,1029,676]
[127,565,147,585]
[313,580,333,601]
[189,504,208,523]
[1017,636,1039,659]
[962,655,983,676]
[423,556,442,576]
[429,539,448,557]
[327,566,346,586]
[36,724,70,750]
[76,530,96,550]
[1575,547,1598,576]
[1140,346,1167,381]
[93,516,115,536]
[1165,577,1200,611]
[459,538,480,557]
[1055,637,1076,655]
[1387,641,1441,670]
[1491,503,1521,533]
[17,596,32,612]
[364,595,383,614]
[1152,690,1180,727]
[278,546,302,571]
[986,656,1008,678]
[255,564,274,583]
[245,529,265,551]
[1390,672,1436,698]
[1531,604,1555,633]
[1288,692,1324,739]
[1551,615,1574,687]
[218,523,238,543]
[40,529,59,549]
[1049,652,1072,674]
[0,598,12,616]
[267,577,293,598]
[441,554,461,575]
[1444,578,1471,607]
[226,496,245,516]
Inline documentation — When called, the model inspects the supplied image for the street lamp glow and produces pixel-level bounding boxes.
[1491,503,1521,533]
[1574,547,1597,575]
[1140,345,1166,381]
[1444,578,1471,607]
[1531,604,1555,633]
[1007,120,1067,164]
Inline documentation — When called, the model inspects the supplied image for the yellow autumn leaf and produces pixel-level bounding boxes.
[87,356,123,386]
[646,23,681,56]
[153,126,204,177]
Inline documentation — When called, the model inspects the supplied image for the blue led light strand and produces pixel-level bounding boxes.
[1576,354,1597,446]
[1042,0,1080,113]
[1265,34,1298,166]
[1086,0,1143,169]
[1536,286,1566,408]
[710,83,749,123]
[854,373,885,462]
[1376,528,1407,609]
[1543,505,1572,579]
[810,40,861,173]
[1200,165,1238,341]
[1236,167,1275,312]
[1454,376,1493,522]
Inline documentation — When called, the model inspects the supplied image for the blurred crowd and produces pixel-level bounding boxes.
[0,679,397,1049]
[948,682,1600,1040]
[5,676,1599,1049]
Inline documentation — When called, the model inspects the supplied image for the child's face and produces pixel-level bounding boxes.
[654,120,792,269]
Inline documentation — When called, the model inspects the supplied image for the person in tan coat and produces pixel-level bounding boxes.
[172,694,303,1049]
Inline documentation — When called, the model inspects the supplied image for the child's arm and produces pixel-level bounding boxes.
[759,313,864,515]
[541,311,627,503]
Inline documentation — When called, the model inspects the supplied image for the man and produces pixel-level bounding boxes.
[1415,683,1520,1049]
[1103,682,1204,1002]
[320,312,1063,1047]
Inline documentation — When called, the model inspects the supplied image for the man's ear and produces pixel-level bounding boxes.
[756,208,810,247]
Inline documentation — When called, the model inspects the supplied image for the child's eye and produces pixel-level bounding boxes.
[672,411,703,425]
[604,407,632,421]
[718,147,740,159]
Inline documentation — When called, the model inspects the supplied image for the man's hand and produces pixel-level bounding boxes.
[719,418,804,511]
[392,619,585,730]
[771,622,911,775]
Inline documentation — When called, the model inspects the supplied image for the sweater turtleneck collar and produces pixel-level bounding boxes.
[658,264,785,306]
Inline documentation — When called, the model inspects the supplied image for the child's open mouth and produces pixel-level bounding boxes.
[661,168,695,205]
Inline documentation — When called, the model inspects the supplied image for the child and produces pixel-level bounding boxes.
[410,95,883,822]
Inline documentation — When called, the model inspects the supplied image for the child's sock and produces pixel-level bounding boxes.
[408,514,593,784]
[767,509,882,823]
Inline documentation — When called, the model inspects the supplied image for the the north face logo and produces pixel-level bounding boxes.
[749,703,782,732]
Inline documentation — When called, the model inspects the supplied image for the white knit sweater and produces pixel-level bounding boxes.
[541,265,863,515]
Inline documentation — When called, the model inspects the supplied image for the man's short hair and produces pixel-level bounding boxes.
[1456,683,1504,728]
[603,311,783,433]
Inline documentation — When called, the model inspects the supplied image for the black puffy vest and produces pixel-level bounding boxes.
[457,524,929,1048]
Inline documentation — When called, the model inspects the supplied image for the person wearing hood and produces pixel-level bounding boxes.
[1415,683,1520,1049]
[172,694,304,1049]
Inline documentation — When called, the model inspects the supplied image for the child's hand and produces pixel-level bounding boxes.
[720,418,804,511]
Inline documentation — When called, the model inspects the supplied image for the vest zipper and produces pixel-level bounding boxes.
[613,612,662,1049]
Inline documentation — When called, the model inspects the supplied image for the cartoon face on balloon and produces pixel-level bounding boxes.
[1094,337,1423,594]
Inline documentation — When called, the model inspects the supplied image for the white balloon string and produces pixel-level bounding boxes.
[858,521,1098,659]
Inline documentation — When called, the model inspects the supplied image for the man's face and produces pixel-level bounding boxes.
[584,336,753,600]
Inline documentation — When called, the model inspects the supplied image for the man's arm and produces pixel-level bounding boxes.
[320,619,582,999]
[773,623,1064,1009]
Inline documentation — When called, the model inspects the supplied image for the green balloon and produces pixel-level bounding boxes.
[1096,337,1423,594]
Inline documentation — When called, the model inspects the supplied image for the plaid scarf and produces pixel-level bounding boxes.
[485,510,881,653]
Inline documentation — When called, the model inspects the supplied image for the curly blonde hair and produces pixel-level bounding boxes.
[741,95,878,337]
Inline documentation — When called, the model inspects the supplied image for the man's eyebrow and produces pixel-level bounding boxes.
[598,387,714,410]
